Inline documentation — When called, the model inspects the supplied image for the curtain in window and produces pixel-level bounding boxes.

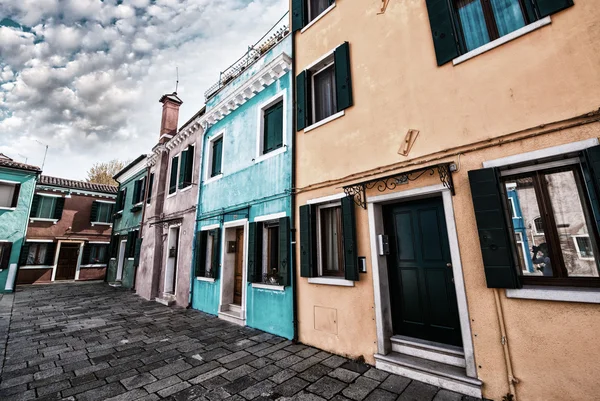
[0,184,15,207]
[321,208,341,272]
[490,0,525,37]
[456,0,490,52]
[310,0,330,20]
[27,244,47,265]
[314,66,336,123]
[38,197,56,219]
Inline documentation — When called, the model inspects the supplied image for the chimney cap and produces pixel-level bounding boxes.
[159,92,183,105]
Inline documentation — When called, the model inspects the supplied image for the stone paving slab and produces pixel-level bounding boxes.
[0,283,484,400]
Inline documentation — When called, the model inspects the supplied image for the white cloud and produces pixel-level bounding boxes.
[0,0,288,178]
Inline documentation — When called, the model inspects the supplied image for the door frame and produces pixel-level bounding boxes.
[367,183,477,378]
[51,240,84,281]
[163,224,181,296]
[116,239,127,281]
[218,218,248,321]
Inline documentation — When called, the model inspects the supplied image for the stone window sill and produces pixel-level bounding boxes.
[30,218,58,224]
[506,286,600,304]
[197,276,216,283]
[304,111,344,134]
[252,283,285,291]
[0,206,16,211]
[308,277,354,287]
[301,3,336,34]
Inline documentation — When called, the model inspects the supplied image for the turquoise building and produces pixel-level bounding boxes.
[0,155,40,292]
[191,21,294,339]
[107,155,148,288]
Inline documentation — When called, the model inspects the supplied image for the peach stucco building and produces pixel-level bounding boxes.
[291,0,600,400]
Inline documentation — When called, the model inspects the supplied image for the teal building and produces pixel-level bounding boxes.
[107,155,148,289]
[191,22,294,339]
[0,154,40,292]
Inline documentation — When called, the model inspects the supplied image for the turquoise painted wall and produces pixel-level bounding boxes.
[192,36,294,339]
[0,167,38,292]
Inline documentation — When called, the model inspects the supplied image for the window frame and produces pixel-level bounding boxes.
[256,92,287,163]
[167,154,180,197]
[180,144,195,191]
[205,132,224,183]
[146,172,155,205]
[37,195,57,220]
[311,62,337,126]
[300,0,336,34]
[0,179,20,210]
[501,162,600,288]
[315,201,345,278]
[27,242,49,266]
[261,220,280,280]
[94,201,115,224]
[573,235,594,261]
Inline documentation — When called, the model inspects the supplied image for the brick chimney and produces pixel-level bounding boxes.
[158,92,183,144]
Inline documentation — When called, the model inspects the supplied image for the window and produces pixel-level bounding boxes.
[126,230,139,258]
[30,195,64,220]
[425,0,574,66]
[208,135,223,179]
[195,229,221,279]
[116,188,127,212]
[248,217,291,286]
[0,182,20,209]
[308,0,332,21]
[0,242,12,269]
[27,243,49,265]
[179,145,195,189]
[90,245,108,264]
[264,223,280,277]
[91,202,114,224]
[296,42,352,131]
[169,155,179,194]
[502,165,599,285]
[262,100,284,155]
[132,177,146,205]
[146,173,154,204]
[317,204,345,277]
[38,196,56,219]
[292,0,335,32]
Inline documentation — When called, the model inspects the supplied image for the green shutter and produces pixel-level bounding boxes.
[133,238,143,267]
[132,180,140,204]
[82,244,92,265]
[53,197,65,220]
[211,139,223,177]
[279,217,291,286]
[30,194,40,217]
[19,242,30,266]
[425,0,460,66]
[0,242,11,270]
[146,174,154,204]
[169,156,179,194]
[10,184,20,208]
[195,231,208,277]
[90,201,99,222]
[341,196,359,281]
[247,222,263,283]
[536,0,574,18]
[126,231,135,258]
[185,144,194,186]
[468,168,521,289]
[296,71,309,131]
[334,42,353,112]
[178,149,188,189]
[264,102,284,152]
[115,189,122,211]
[109,236,119,258]
[211,229,221,279]
[45,242,56,265]
[300,205,316,277]
[291,0,306,32]
[584,145,600,233]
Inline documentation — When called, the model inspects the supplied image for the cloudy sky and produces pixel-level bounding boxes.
[0,0,288,179]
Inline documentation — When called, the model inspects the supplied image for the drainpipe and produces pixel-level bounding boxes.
[290,30,299,343]
[493,288,519,400]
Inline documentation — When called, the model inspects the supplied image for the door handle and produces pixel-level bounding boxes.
[446,263,452,268]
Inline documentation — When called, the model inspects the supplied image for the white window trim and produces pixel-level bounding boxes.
[96,200,116,204]
[37,193,64,198]
[304,111,345,134]
[205,131,225,183]
[301,2,336,34]
[314,201,348,281]
[167,152,181,198]
[572,235,595,260]
[91,222,113,227]
[255,91,287,164]
[89,241,110,244]
[252,283,285,291]
[30,218,58,224]
[514,232,529,273]
[507,198,518,219]
[307,192,346,205]
[79,264,107,268]
[506,286,600,304]
[197,276,216,283]
[453,16,552,66]
[0,207,16,211]
[19,265,54,270]
[200,223,221,231]
[179,185,193,193]
[132,201,144,207]
[0,179,19,185]
[254,212,286,222]
[311,61,336,124]
[308,277,354,287]
[26,239,54,243]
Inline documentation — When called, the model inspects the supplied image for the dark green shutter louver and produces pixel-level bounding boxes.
[82,244,91,265]
[584,145,600,233]
[169,156,178,194]
[109,236,118,258]
[10,184,20,208]
[291,0,305,32]
[133,238,142,267]
[0,242,11,269]
[126,231,136,258]
[147,174,154,204]
[425,0,460,66]
[247,222,263,283]
[30,194,40,217]
[264,101,284,153]
[211,139,223,177]
[140,177,146,203]
[19,242,30,266]
[300,205,316,277]
[468,168,521,289]
[45,242,56,265]
[341,196,359,281]
[115,189,122,211]
[132,180,140,204]
[211,229,221,279]
[334,42,353,112]
[536,0,574,17]
[296,71,308,131]
[184,145,194,187]
[90,201,99,222]
[279,217,291,286]
[179,148,188,189]
[53,197,65,220]
[195,231,208,277]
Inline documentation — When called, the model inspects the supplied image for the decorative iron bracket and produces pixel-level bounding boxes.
[343,163,455,209]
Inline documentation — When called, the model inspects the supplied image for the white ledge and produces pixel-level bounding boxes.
[204,174,223,185]
[453,17,551,66]
[19,265,54,270]
[30,218,58,224]
[80,264,108,268]
[252,283,285,291]
[91,222,112,227]
[506,286,600,304]
[179,185,193,193]
[308,277,355,287]
[197,276,216,283]
[301,3,336,34]
[304,110,345,133]
[254,146,287,164]
[0,206,16,211]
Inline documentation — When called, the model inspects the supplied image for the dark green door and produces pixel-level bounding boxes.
[383,197,462,347]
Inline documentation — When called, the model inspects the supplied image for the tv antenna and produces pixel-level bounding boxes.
[32,139,49,170]
[175,67,179,93]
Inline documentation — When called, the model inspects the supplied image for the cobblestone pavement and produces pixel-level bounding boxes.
[0,283,481,401]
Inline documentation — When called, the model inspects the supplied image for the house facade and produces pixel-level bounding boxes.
[107,155,149,289]
[191,23,293,339]
[136,94,205,307]
[291,0,600,400]
[18,176,117,285]
[0,155,40,292]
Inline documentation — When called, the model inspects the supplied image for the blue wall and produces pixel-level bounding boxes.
[192,36,294,339]
[0,167,38,292]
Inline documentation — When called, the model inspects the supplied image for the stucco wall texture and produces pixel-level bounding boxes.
[292,1,600,400]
